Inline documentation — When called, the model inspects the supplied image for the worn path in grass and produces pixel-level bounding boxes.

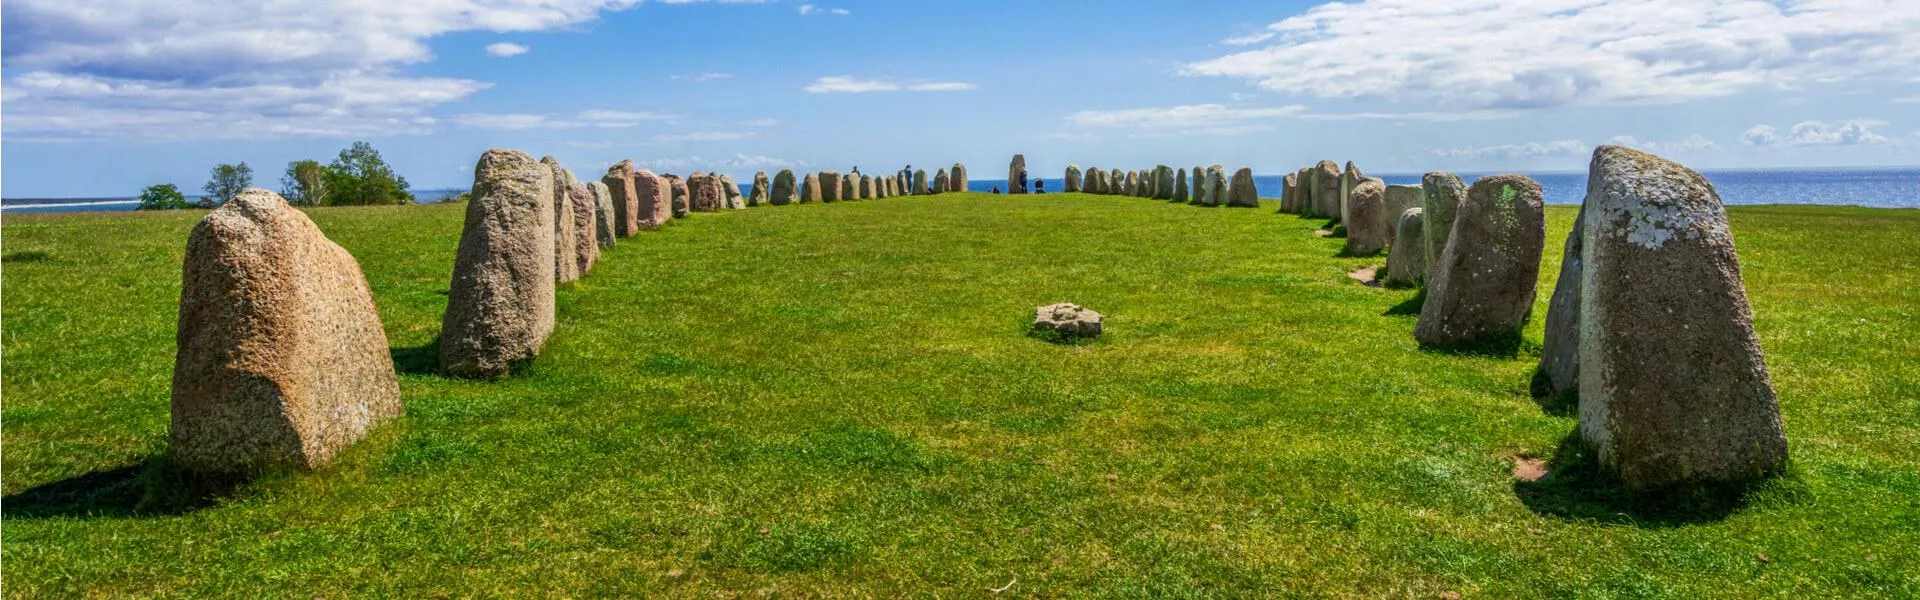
[4,194,1917,597]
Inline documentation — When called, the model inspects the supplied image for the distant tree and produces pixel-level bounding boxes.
[136,183,191,211]
[203,162,253,206]
[324,141,413,206]
[281,160,331,206]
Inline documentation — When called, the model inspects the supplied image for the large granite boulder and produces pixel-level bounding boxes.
[1384,208,1426,287]
[860,174,875,199]
[1173,168,1189,203]
[750,171,770,206]
[950,163,968,192]
[720,174,745,209]
[934,169,951,194]
[772,169,797,205]
[688,172,722,212]
[1383,184,1422,243]
[1339,161,1365,218]
[1154,166,1175,200]
[442,149,557,378]
[634,169,670,228]
[1343,178,1388,254]
[171,189,403,473]
[1536,203,1586,401]
[1064,165,1082,192]
[1009,155,1028,194]
[840,172,856,200]
[1310,160,1342,219]
[1208,166,1230,207]
[1033,303,1103,340]
[1574,146,1787,491]
[1192,168,1213,206]
[820,171,842,203]
[1414,175,1545,348]
[1122,170,1138,197]
[542,158,579,283]
[568,183,598,275]
[800,173,820,203]
[589,181,616,248]
[1280,172,1299,213]
[1295,167,1315,214]
[602,161,640,237]
[1421,172,1469,281]
[914,169,930,195]
[1227,167,1259,208]
[667,174,690,218]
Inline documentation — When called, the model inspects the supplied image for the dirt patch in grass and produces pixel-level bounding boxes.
[1346,266,1381,287]
[1512,456,1549,482]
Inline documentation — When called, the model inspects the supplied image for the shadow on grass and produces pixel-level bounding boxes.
[1417,330,1530,358]
[2,454,246,520]
[1514,432,1797,528]
[1383,288,1427,316]
[391,338,440,376]
[1528,366,1578,417]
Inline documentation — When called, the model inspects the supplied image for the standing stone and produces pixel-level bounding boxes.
[1339,161,1365,220]
[171,189,403,473]
[1109,169,1123,195]
[1383,185,1422,243]
[1574,145,1788,490]
[1153,166,1174,200]
[1536,203,1587,400]
[772,169,798,205]
[914,169,930,195]
[1227,167,1259,208]
[1142,170,1156,198]
[667,174,690,218]
[603,161,641,237]
[1310,160,1342,219]
[950,163,967,192]
[800,173,820,203]
[932,169,949,195]
[1414,175,1545,348]
[1009,155,1028,194]
[1343,178,1388,254]
[1294,167,1314,214]
[688,172,722,212]
[1421,172,1469,282]
[1280,172,1299,213]
[720,174,745,209]
[820,171,842,203]
[635,169,670,227]
[590,181,616,248]
[840,172,856,200]
[1385,208,1427,287]
[442,149,556,378]
[1204,166,1226,207]
[1122,171,1137,196]
[750,171,770,206]
[859,174,874,199]
[1173,168,1189,203]
[542,158,580,284]
[1190,166,1205,204]
[569,183,598,275]
[1065,165,1082,192]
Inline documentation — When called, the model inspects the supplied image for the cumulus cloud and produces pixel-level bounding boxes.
[652,131,755,142]
[671,72,733,82]
[453,109,677,130]
[1742,120,1890,146]
[2,0,646,140]
[636,153,808,172]
[805,76,975,93]
[741,118,780,127]
[484,42,530,57]
[1429,140,1590,160]
[798,4,848,16]
[1186,0,1920,112]
[1064,104,1308,128]
[1608,134,1719,153]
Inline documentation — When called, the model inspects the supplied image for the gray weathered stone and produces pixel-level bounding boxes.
[1173,168,1189,203]
[1383,184,1422,243]
[1228,167,1259,208]
[1065,165,1082,192]
[1421,172,1469,282]
[1385,208,1426,287]
[667,174,690,218]
[689,172,722,212]
[1414,175,1545,348]
[1154,166,1175,200]
[1280,172,1299,213]
[1311,160,1342,219]
[772,169,797,205]
[602,161,640,237]
[442,149,556,378]
[569,183,598,275]
[590,181,616,248]
[820,171,842,203]
[720,174,745,209]
[951,163,968,192]
[172,188,403,473]
[914,169,930,195]
[1033,303,1103,339]
[1343,178,1388,254]
[840,172,856,200]
[934,169,950,194]
[800,173,820,203]
[1537,202,1586,400]
[542,158,579,283]
[750,171,770,206]
[1208,166,1229,207]
[635,169,670,227]
[1009,155,1028,194]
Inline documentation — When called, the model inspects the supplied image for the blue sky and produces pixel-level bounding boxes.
[4,0,1918,198]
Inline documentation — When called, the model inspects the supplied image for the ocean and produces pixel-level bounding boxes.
[5,169,1917,213]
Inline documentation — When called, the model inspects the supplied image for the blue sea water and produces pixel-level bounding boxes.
[6,170,1917,213]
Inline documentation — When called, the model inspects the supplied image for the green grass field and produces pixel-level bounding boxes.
[4,194,1917,597]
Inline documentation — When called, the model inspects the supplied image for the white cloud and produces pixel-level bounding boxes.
[1608,134,1719,153]
[485,42,530,57]
[742,118,780,127]
[652,131,755,142]
[1064,104,1307,129]
[1429,140,1590,160]
[635,153,808,173]
[799,4,848,16]
[1742,119,1890,146]
[805,76,975,93]
[1221,31,1277,46]
[6,71,483,141]
[453,109,677,130]
[1186,0,1920,112]
[1895,95,1920,104]
[671,72,733,82]
[831,8,851,15]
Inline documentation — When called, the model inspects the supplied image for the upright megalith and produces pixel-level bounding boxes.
[1295,167,1315,214]
[1573,146,1788,491]
[1227,167,1259,208]
[1122,171,1138,197]
[861,174,876,199]
[1384,208,1426,287]
[667,174,690,218]
[1207,166,1230,207]
[840,172,857,200]
[1009,155,1029,194]
[799,172,820,203]
[1280,172,1299,213]
[950,163,968,192]
[603,161,641,237]
[1383,185,1422,244]
[171,189,403,473]
[720,174,745,209]
[1191,166,1205,203]
[772,169,798,205]
[1310,161,1342,219]
[914,169,930,195]
[634,169,670,228]
[542,157,579,284]
[1173,168,1189,203]
[1536,204,1586,401]
[569,183,598,275]
[1065,165,1083,192]
[688,172,722,212]
[1414,175,1546,348]
[820,171,843,203]
[1343,178,1388,254]
[589,181,616,248]
[1421,172,1468,282]
[441,149,557,379]
[1154,166,1176,200]
[750,171,770,207]
[1339,161,1365,219]
[934,169,951,194]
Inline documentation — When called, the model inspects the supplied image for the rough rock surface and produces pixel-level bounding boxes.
[1173,168,1189,203]
[1311,161,1342,219]
[589,181,616,248]
[442,149,557,378]
[569,183,598,275]
[1343,178,1388,254]
[860,174,875,199]
[1421,172,1468,281]
[1154,166,1175,200]
[1414,175,1545,348]
[172,189,403,473]
[1065,165,1082,192]
[720,174,745,209]
[667,174,690,218]
[1383,185,1422,243]
[820,171,842,203]
[1536,204,1587,401]
[1208,166,1230,207]
[688,172,721,212]
[634,169,670,228]
[951,163,968,192]
[1228,167,1259,208]
[1280,172,1299,213]
[602,161,640,237]
[1122,171,1138,197]
[934,169,951,194]
[1295,167,1315,214]
[1009,155,1029,194]
[750,171,770,206]
[1032,303,1103,339]
[1385,208,1426,287]
[1575,145,1788,491]
[1340,162,1365,218]
[543,158,580,283]
[772,170,797,205]
[840,172,856,200]
[800,173,820,203]
[914,169,930,195]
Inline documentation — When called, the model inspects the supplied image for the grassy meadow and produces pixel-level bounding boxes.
[3,193,1917,597]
